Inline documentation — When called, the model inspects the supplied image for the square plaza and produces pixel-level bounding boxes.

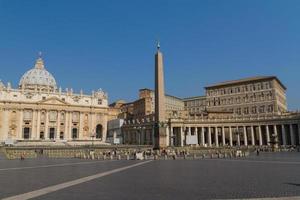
[0,152,300,200]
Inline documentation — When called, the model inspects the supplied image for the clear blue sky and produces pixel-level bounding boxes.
[0,0,300,109]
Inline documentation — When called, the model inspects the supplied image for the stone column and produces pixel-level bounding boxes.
[31,110,37,139]
[79,112,84,139]
[151,127,155,145]
[281,124,286,146]
[36,110,41,140]
[290,124,295,146]
[45,111,49,139]
[215,127,219,147]
[251,126,255,146]
[266,125,270,146]
[68,112,73,139]
[237,127,241,146]
[195,127,199,145]
[188,127,191,135]
[1,109,9,141]
[170,126,174,146]
[128,131,132,144]
[201,127,205,146]
[229,126,233,147]
[56,111,61,140]
[274,125,278,146]
[91,113,96,138]
[258,125,263,146]
[243,126,248,146]
[64,112,69,140]
[138,130,141,145]
[18,110,23,140]
[208,127,212,147]
[180,127,184,147]
[222,126,225,146]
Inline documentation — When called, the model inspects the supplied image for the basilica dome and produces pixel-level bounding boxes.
[19,56,57,91]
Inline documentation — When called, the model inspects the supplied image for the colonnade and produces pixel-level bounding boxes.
[170,123,300,147]
[122,123,300,147]
[22,110,77,140]
[123,128,154,145]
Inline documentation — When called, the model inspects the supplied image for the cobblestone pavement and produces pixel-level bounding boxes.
[1,152,300,200]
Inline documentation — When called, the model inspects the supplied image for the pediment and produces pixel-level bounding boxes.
[38,97,69,105]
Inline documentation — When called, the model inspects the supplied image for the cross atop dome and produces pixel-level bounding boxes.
[35,52,45,69]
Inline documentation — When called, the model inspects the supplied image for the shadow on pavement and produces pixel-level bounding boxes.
[284,182,300,187]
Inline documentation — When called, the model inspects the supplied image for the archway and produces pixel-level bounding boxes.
[23,127,30,139]
[49,128,55,139]
[72,128,78,139]
[96,124,103,139]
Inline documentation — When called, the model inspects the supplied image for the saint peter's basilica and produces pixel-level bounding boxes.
[0,55,112,145]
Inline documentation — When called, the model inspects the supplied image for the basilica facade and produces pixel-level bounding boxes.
[0,56,111,144]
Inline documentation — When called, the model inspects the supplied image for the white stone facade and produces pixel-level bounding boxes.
[0,56,110,143]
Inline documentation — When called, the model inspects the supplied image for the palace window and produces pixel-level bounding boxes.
[60,132,64,139]
[49,111,57,122]
[24,110,33,121]
[259,106,265,113]
[268,105,274,112]
[257,83,261,90]
[40,132,44,139]
[252,106,257,114]
[261,92,265,100]
[244,107,249,114]
[269,91,273,100]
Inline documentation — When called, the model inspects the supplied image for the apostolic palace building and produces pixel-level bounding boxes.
[120,46,300,148]
[0,55,112,145]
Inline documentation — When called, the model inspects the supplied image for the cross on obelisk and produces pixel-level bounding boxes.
[154,42,167,149]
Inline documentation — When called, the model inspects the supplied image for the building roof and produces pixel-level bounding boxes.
[182,96,206,101]
[109,99,127,107]
[139,88,183,101]
[205,76,286,90]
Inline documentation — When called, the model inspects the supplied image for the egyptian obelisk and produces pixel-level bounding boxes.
[154,42,167,149]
